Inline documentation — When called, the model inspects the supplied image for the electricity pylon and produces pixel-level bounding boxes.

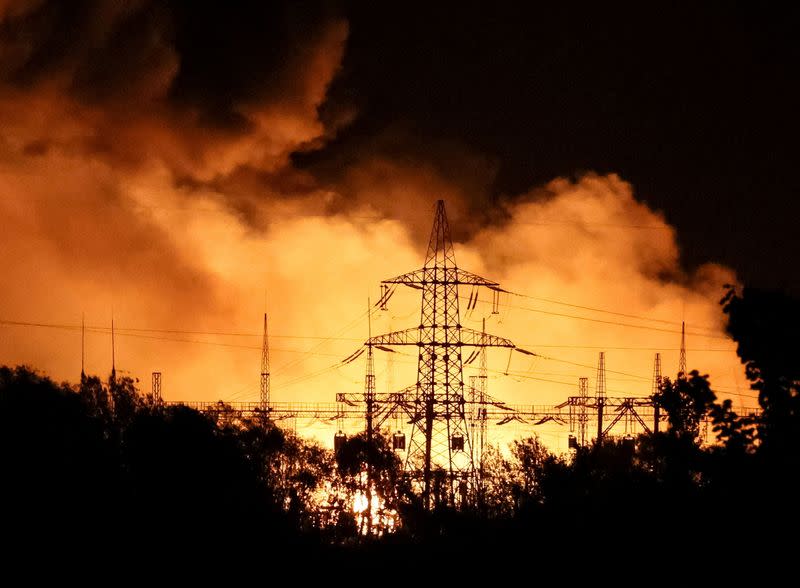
[577,376,589,446]
[366,200,515,508]
[260,313,271,414]
[652,352,662,432]
[595,351,606,441]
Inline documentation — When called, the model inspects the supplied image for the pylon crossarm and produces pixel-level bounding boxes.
[335,393,359,406]
[366,327,514,348]
[555,398,573,409]
[381,267,501,289]
[336,389,412,404]
[366,328,419,345]
[466,399,511,410]
[459,327,514,348]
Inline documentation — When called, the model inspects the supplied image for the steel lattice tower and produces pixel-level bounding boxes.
[152,372,162,404]
[595,352,606,442]
[364,305,376,441]
[367,200,514,507]
[678,321,687,379]
[652,352,662,395]
[260,313,271,413]
[652,352,662,433]
[469,319,489,498]
[578,376,589,446]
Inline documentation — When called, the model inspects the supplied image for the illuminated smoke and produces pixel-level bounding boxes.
[0,5,749,450]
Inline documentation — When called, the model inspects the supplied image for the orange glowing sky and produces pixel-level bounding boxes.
[0,3,755,452]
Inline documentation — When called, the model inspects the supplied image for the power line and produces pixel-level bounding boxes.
[0,318,354,363]
[0,318,363,341]
[507,291,719,332]
[488,298,731,340]
[518,344,736,352]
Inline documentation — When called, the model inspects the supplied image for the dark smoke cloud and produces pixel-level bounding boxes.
[0,0,349,185]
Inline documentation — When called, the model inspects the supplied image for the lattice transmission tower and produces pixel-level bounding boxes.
[152,371,162,405]
[469,319,489,496]
[367,200,514,507]
[678,321,687,379]
[260,313,271,414]
[595,351,606,441]
[652,352,662,433]
[577,376,589,446]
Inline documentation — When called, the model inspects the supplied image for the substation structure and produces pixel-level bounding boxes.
[161,201,758,510]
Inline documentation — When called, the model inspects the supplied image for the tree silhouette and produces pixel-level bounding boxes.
[0,366,115,545]
[334,430,405,537]
[723,286,800,453]
[654,372,717,441]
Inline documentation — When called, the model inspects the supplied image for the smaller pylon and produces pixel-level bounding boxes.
[578,377,589,447]
[469,318,489,498]
[678,321,687,379]
[110,315,116,385]
[362,301,377,535]
[364,301,376,441]
[80,313,86,383]
[152,372,162,405]
[595,352,606,442]
[260,313,271,413]
[652,352,662,395]
[652,352,662,433]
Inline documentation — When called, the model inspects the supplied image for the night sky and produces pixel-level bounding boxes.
[303,2,799,291]
[3,1,797,290]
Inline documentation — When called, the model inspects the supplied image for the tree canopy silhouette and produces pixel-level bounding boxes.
[2,285,799,566]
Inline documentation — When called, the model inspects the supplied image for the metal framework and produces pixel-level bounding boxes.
[152,372,162,404]
[568,377,590,448]
[652,352,662,433]
[563,395,657,440]
[168,399,562,424]
[469,320,489,497]
[595,352,606,440]
[166,397,760,447]
[678,321,687,379]
[260,313,271,413]
[363,200,516,507]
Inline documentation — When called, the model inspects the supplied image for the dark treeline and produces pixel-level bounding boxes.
[2,285,798,572]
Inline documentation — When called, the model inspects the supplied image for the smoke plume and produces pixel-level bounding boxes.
[0,3,750,448]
